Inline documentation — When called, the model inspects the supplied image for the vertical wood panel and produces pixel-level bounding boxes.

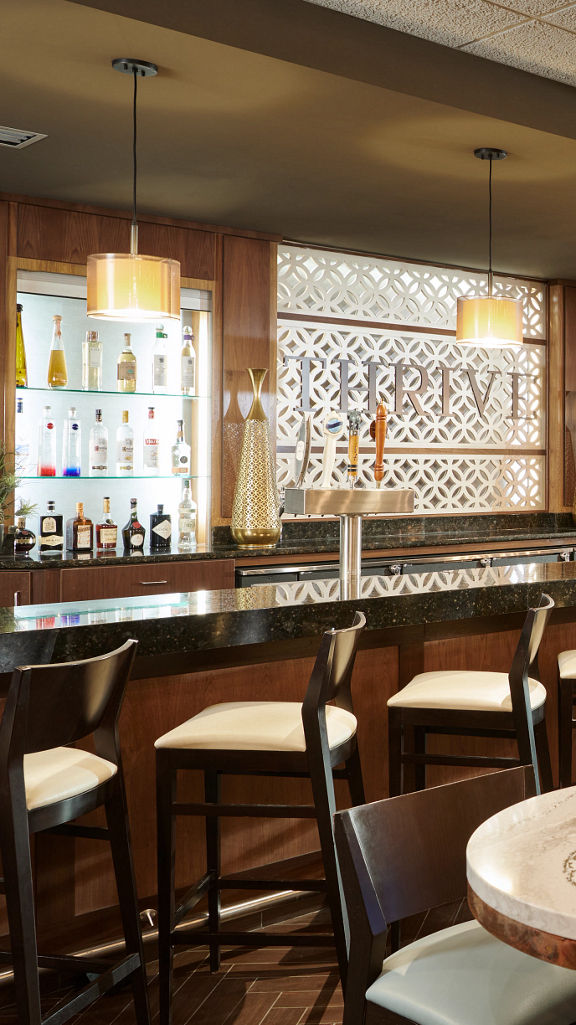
[548,284,564,510]
[564,286,576,508]
[221,235,277,518]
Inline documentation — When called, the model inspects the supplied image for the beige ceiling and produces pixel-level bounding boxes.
[305,0,576,87]
[4,0,576,279]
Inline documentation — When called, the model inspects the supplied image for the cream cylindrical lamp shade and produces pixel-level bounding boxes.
[87,252,181,321]
[456,294,523,348]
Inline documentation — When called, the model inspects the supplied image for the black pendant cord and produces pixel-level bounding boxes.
[488,154,493,296]
[132,67,138,231]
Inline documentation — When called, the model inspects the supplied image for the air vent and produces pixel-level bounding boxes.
[0,126,47,149]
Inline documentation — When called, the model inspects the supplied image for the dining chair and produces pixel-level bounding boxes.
[388,593,554,795]
[334,766,576,1025]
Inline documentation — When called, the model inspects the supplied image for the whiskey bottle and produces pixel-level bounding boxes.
[82,330,103,390]
[143,406,160,474]
[116,410,134,476]
[122,498,145,552]
[171,419,191,475]
[66,502,93,553]
[47,314,68,388]
[14,517,36,556]
[95,496,118,551]
[16,304,27,387]
[39,500,64,553]
[117,332,137,392]
[152,325,168,393]
[89,409,108,477]
[150,504,172,551]
[178,478,197,550]
[181,325,196,395]
[37,405,56,477]
[62,407,82,477]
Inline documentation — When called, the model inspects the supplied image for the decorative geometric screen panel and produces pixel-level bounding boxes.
[277,245,546,515]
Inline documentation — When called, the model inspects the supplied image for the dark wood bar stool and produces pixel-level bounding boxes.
[0,638,150,1025]
[387,594,554,796]
[557,649,576,787]
[155,611,366,1022]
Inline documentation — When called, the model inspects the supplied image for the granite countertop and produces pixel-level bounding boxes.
[2,513,576,570]
[6,559,576,667]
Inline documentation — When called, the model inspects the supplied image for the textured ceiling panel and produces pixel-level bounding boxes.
[541,5,576,28]
[497,0,576,12]
[302,0,524,47]
[463,20,576,87]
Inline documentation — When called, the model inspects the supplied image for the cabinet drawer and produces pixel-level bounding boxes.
[59,559,235,601]
[0,571,31,607]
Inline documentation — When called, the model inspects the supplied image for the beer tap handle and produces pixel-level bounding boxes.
[374,402,387,486]
[347,410,362,488]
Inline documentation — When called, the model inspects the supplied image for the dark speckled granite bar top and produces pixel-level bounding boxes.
[5,560,576,671]
[1,512,576,569]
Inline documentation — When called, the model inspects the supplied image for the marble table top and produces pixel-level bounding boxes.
[467,786,576,941]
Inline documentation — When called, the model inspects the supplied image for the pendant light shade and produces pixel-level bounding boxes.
[456,148,523,349]
[87,59,180,323]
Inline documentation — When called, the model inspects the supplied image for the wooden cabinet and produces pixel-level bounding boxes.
[59,558,234,602]
[0,571,31,606]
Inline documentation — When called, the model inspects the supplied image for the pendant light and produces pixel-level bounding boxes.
[456,148,523,348]
[87,59,180,322]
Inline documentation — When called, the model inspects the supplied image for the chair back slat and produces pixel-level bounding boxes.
[508,593,554,792]
[335,765,535,929]
[302,611,366,721]
[0,639,137,759]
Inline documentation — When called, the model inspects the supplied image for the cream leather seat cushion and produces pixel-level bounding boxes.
[24,747,117,811]
[366,919,576,1025]
[558,650,576,679]
[155,701,357,752]
[387,670,546,712]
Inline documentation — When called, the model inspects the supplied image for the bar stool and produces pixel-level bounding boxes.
[557,649,576,787]
[387,594,554,797]
[155,611,366,1021]
[0,638,150,1025]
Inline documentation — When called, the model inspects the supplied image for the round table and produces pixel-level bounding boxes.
[467,785,576,968]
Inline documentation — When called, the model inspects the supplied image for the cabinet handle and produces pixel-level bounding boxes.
[139,580,169,586]
[13,591,20,606]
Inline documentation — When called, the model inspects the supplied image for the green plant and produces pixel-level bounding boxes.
[0,446,35,520]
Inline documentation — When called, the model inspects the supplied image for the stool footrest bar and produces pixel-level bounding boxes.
[42,953,141,1025]
[171,928,333,948]
[172,802,317,818]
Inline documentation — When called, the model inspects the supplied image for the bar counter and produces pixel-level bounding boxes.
[12,559,576,950]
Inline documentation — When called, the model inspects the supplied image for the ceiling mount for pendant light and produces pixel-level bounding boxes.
[87,58,180,322]
[456,147,523,348]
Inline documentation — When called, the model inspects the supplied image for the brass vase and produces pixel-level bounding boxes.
[231,368,281,548]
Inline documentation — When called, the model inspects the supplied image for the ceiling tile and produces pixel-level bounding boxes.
[494,0,576,12]
[462,20,576,85]
[302,0,525,47]
[541,4,576,28]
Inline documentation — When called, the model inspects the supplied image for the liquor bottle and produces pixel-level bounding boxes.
[178,478,197,550]
[143,406,160,474]
[16,304,27,387]
[171,419,191,475]
[150,503,172,551]
[181,325,196,395]
[62,406,81,477]
[66,502,93,552]
[122,498,145,552]
[15,397,31,474]
[89,409,108,477]
[14,517,36,556]
[152,325,168,393]
[117,332,137,392]
[37,405,56,477]
[116,410,134,476]
[39,500,64,554]
[47,314,68,388]
[82,329,103,390]
[95,496,118,551]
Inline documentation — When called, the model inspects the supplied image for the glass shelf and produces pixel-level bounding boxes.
[22,475,202,481]
[17,387,204,399]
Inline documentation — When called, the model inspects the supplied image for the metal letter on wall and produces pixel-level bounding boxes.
[277,245,546,514]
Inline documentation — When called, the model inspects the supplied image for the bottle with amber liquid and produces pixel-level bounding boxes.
[96,497,118,551]
[117,333,137,392]
[16,304,27,387]
[47,314,68,388]
[122,498,145,552]
[66,502,93,553]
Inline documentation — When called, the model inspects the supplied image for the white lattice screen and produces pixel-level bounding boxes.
[277,244,546,514]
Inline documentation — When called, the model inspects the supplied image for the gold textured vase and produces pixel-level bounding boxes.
[231,368,281,548]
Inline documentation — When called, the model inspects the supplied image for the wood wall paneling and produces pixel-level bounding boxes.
[59,558,234,602]
[564,286,576,508]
